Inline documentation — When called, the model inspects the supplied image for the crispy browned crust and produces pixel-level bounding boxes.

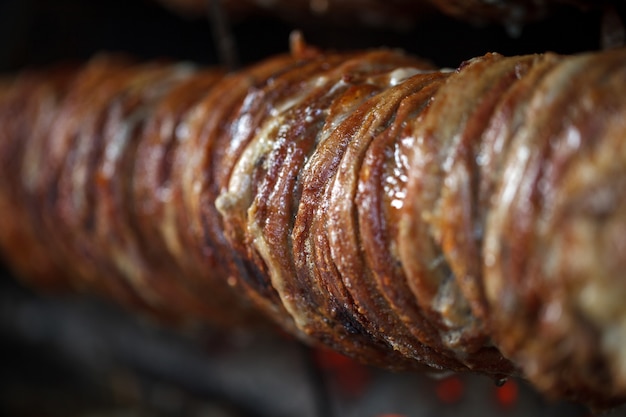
[1,46,626,408]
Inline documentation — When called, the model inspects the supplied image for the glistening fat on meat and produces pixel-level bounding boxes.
[1,43,625,409]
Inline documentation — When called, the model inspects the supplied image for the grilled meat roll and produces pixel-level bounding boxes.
[1,42,626,408]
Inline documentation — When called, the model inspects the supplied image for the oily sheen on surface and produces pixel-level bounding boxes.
[0,45,625,408]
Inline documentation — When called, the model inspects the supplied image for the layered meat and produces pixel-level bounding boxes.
[1,44,625,408]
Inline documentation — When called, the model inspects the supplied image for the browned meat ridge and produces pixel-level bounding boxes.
[1,44,626,408]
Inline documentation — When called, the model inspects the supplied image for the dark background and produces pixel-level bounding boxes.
[0,0,616,72]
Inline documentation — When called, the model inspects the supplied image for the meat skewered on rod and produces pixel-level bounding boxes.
[1,38,625,409]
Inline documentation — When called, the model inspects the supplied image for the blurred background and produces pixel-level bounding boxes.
[0,0,621,72]
[1,1,626,416]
